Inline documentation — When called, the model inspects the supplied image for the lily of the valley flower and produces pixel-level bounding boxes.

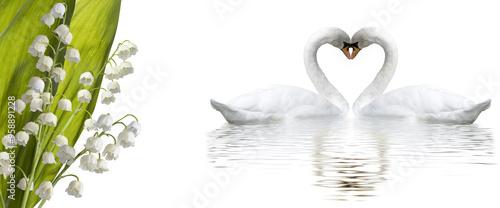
[94,159,109,173]
[35,181,54,200]
[84,137,103,153]
[0,152,9,166]
[15,131,30,146]
[118,62,133,77]
[27,35,49,57]
[105,66,121,80]
[41,92,53,104]
[107,81,121,93]
[102,144,120,160]
[13,99,26,114]
[53,135,68,147]
[0,166,14,179]
[79,154,97,171]
[22,122,39,135]
[52,67,66,83]
[117,131,135,148]
[66,180,84,198]
[77,89,92,103]
[96,114,113,131]
[28,77,45,93]
[21,89,39,104]
[84,119,97,131]
[65,48,80,63]
[17,177,34,191]
[37,113,47,124]
[50,3,66,19]
[79,72,94,86]
[2,134,16,149]
[56,145,76,164]
[30,98,44,112]
[101,91,115,105]
[128,42,138,55]
[127,121,142,137]
[36,55,53,72]
[40,13,55,27]
[57,98,72,111]
[42,152,56,164]
[117,44,131,60]
[43,113,58,126]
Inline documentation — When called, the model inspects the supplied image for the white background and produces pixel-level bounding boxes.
[50,0,500,207]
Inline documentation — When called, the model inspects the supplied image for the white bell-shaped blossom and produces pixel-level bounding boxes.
[15,131,30,146]
[40,13,55,27]
[84,119,97,131]
[27,35,49,57]
[79,72,94,86]
[84,136,103,153]
[28,77,45,93]
[94,159,109,174]
[96,114,113,131]
[105,66,120,80]
[79,154,97,171]
[13,99,26,114]
[107,81,120,93]
[0,166,15,179]
[42,152,56,164]
[43,113,57,126]
[35,181,54,200]
[117,131,135,148]
[64,48,80,63]
[0,152,9,166]
[38,113,47,124]
[21,89,39,104]
[53,135,68,147]
[61,31,72,45]
[102,144,120,160]
[126,121,142,137]
[77,89,92,103]
[118,62,133,77]
[17,177,34,191]
[30,98,44,112]
[22,122,39,135]
[52,67,66,83]
[57,98,72,111]
[66,180,84,198]
[50,3,66,19]
[36,55,53,72]
[40,92,52,104]
[128,42,138,55]
[54,24,69,38]
[117,44,131,60]
[101,91,115,105]
[56,145,76,164]
[2,134,16,149]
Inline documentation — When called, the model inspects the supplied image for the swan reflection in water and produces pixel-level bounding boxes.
[206,117,495,201]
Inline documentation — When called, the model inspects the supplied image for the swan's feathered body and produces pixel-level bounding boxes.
[355,85,491,123]
[211,85,345,124]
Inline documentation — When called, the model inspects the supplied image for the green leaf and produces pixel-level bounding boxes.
[0,0,27,33]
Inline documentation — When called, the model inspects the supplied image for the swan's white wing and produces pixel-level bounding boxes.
[228,85,342,115]
[361,85,475,116]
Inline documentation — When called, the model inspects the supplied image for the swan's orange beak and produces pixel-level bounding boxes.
[341,45,361,60]
[350,47,360,59]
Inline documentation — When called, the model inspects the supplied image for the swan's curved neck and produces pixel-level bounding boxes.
[304,30,349,115]
[353,33,398,115]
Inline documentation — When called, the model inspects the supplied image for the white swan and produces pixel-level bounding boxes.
[350,27,491,124]
[211,28,351,124]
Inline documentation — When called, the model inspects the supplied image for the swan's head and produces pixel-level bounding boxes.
[349,27,396,59]
[306,27,352,60]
